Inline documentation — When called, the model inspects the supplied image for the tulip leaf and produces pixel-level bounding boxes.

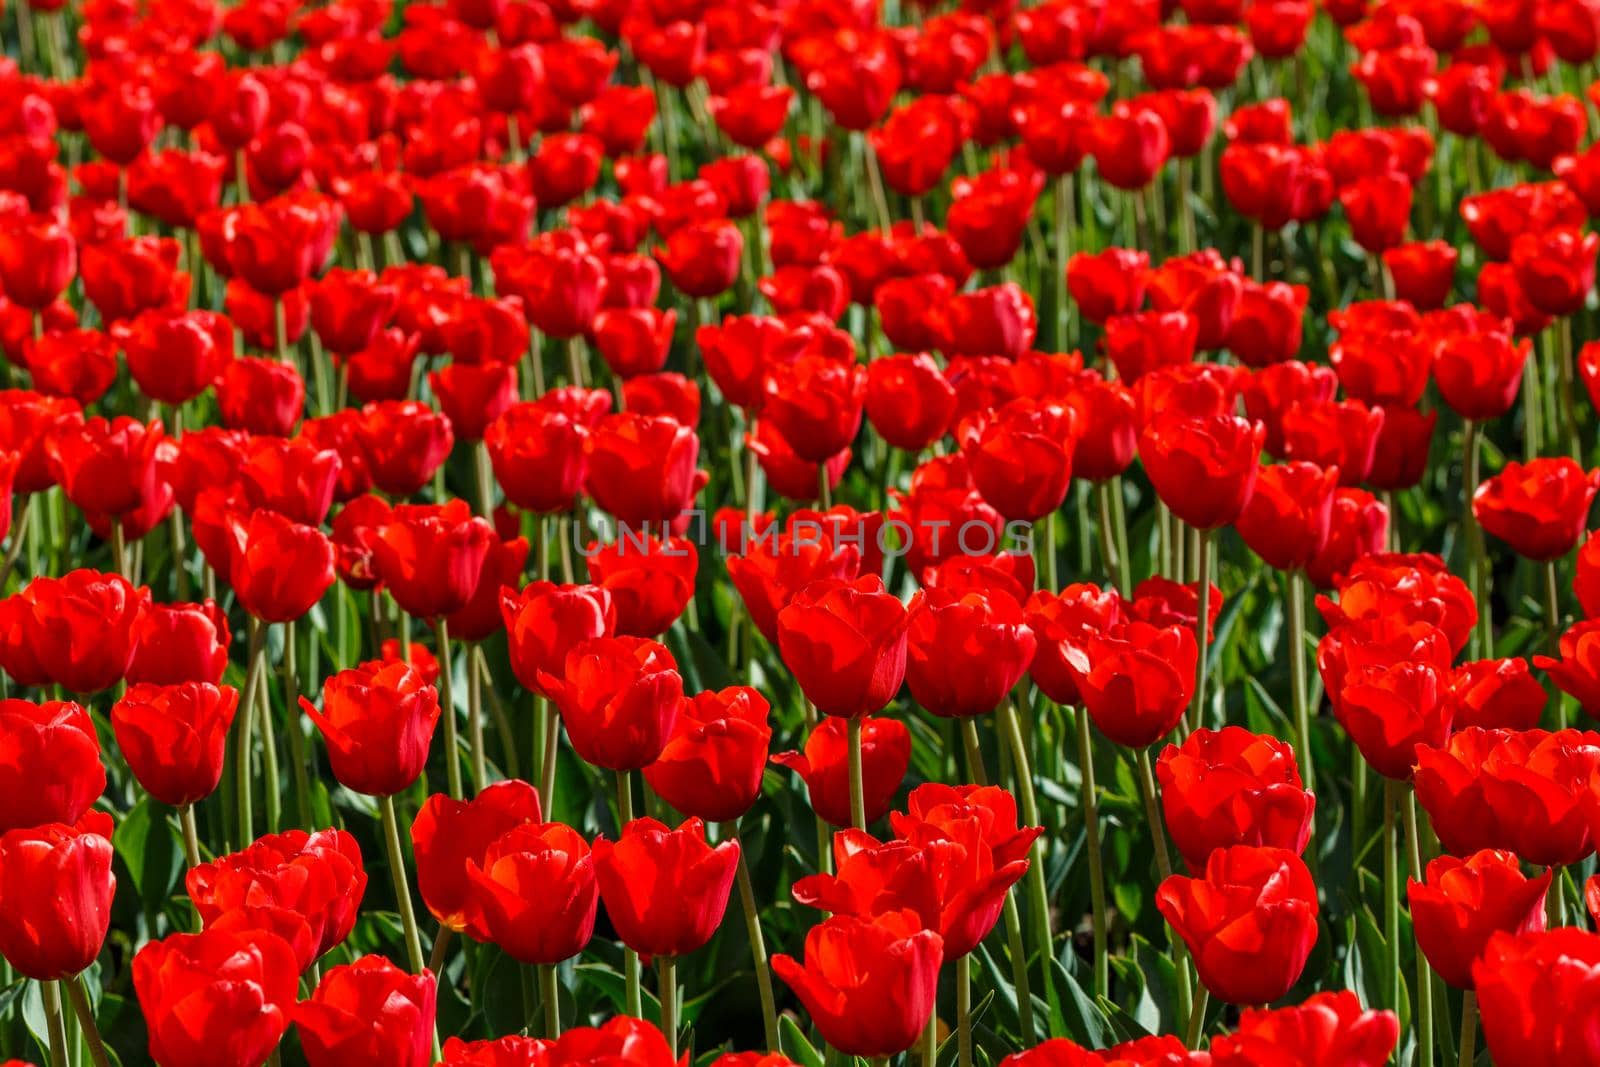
[777,1015,823,1067]
[112,797,183,923]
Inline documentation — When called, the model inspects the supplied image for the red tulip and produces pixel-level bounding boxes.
[224,510,336,623]
[1208,992,1398,1066]
[355,400,454,497]
[302,660,441,797]
[1473,457,1600,561]
[1473,927,1600,1065]
[0,812,114,980]
[0,699,104,831]
[112,682,239,808]
[464,821,599,964]
[0,220,75,309]
[593,816,740,957]
[537,636,682,772]
[777,576,915,719]
[644,686,773,823]
[1408,849,1550,990]
[958,399,1076,522]
[216,356,305,437]
[1092,109,1170,190]
[761,357,866,463]
[772,910,941,1057]
[772,716,911,828]
[1139,413,1264,530]
[373,500,496,620]
[905,586,1036,718]
[7,569,147,693]
[585,413,702,525]
[1234,461,1338,572]
[584,534,697,638]
[411,780,544,936]
[1069,621,1197,749]
[1156,845,1319,1005]
[657,218,743,298]
[294,957,436,1067]
[1511,226,1599,316]
[500,581,616,696]
[133,928,299,1067]
[1156,726,1315,872]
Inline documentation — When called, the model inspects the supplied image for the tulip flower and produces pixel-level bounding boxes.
[643,686,773,823]
[1473,928,1600,1066]
[585,413,703,525]
[1208,992,1399,1066]
[905,587,1036,718]
[1473,457,1600,561]
[584,535,698,638]
[1407,850,1550,991]
[1539,619,1600,717]
[411,780,544,938]
[465,821,599,970]
[302,660,441,798]
[772,716,911,829]
[1156,727,1315,872]
[1070,621,1198,750]
[776,576,915,721]
[294,957,436,1067]
[133,928,299,1067]
[1139,414,1265,531]
[772,909,942,1058]
[1156,845,1319,1005]
[0,812,115,980]
[112,682,239,813]
[537,636,682,773]
[0,699,105,832]
[1448,658,1549,730]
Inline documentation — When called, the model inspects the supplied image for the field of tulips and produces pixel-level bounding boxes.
[11,0,1600,1064]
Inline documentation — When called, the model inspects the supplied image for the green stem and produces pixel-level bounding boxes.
[541,963,560,1038]
[283,619,311,829]
[434,619,462,799]
[1184,986,1209,1049]
[659,956,678,1057]
[1054,174,1073,352]
[380,794,427,973]
[1188,528,1212,733]
[1558,315,1580,461]
[1075,706,1109,999]
[732,842,781,1051]
[1383,781,1401,1018]
[847,715,866,830]
[1288,571,1314,793]
[961,718,988,786]
[1096,482,1128,596]
[1458,991,1477,1067]
[1038,512,1059,592]
[1404,792,1435,1067]
[538,696,559,814]
[235,622,269,848]
[467,636,486,791]
[42,981,68,1067]
[999,700,1056,1013]
[957,953,972,1067]
[64,977,109,1067]
[618,771,642,1017]
[1138,746,1194,1024]
[1463,421,1491,658]
[1001,891,1035,1041]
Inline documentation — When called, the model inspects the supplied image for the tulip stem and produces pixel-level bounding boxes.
[999,700,1057,1019]
[1074,705,1109,999]
[818,459,833,510]
[109,519,127,580]
[380,793,427,974]
[538,696,559,814]
[1462,421,1491,657]
[961,719,988,786]
[731,838,781,1051]
[618,771,643,1018]
[537,963,560,1038]
[428,928,452,975]
[283,619,311,830]
[922,1011,937,1066]
[1458,991,1477,1067]
[1288,571,1314,794]
[64,976,108,1067]
[1557,315,1580,461]
[1382,780,1401,1018]
[1054,174,1073,352]
[1138,745,1195,1025]
[1001,892,1035,1040]
[1184,986,1209,1049]
[179,803,202,870]
[1096,482,1128,597]
[847,715,866,830]
[1036,511,1059,592]
[41,980,67,1067]
[957,952,973,1067]
[433,619,462,800]
[1404,792,1434,1067]
[467,635,486,792]
[659,956,678,1057]
[235,621,269,849]
[1188,527,1212,734]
